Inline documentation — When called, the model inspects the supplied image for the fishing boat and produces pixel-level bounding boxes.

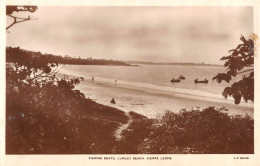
[179,75,185,80]
[194,78,208,83]
[171,78,181,83]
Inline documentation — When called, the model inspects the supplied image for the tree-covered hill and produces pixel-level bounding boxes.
[6,47,130,66]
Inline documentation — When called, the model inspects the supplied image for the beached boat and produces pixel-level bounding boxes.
[194,79,208,83]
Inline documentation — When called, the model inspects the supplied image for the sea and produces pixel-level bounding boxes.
[58,64,254,118]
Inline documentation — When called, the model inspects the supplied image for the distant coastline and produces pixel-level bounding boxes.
[7,47,223,67]
[126,61,222,67]
[6,47,131,66]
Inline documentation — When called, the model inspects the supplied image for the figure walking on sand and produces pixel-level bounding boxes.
[92,76,94,81]
[115,79,117,86]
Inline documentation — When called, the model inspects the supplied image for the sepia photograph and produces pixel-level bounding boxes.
[1,1,260,166]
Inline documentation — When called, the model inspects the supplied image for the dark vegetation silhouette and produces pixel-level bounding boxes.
[6,6,254,154]
[6,39,129,154]
[6,47,130,66]
[117,108,253,154]
[59,55,130,66]
[6,6,38,30]
[6,6,128,154]
[213,35,254,104]
[117,36,254,154]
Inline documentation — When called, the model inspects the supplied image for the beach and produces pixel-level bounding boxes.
[57,64,253,119]
[75,78,253,119]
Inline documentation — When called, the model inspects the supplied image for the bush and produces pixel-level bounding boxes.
[119,107,253,154]
[6,47,129,154]
[6,80,128,154]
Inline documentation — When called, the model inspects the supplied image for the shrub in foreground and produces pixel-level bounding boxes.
[119,107,253,154]
[6,47,129,154]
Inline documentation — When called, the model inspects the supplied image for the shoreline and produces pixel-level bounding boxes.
[75,78,254,119]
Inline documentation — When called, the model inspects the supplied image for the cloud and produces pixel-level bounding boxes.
[6,6,253,64]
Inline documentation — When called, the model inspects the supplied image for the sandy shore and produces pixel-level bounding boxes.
[75,79,254,119]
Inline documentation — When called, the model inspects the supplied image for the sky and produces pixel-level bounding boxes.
[6,6,253,64]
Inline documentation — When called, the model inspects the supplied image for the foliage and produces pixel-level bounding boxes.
[6,6,38,30]
[6,6,38,15]
[6,84,128,154]
[119,107,254,154]
[6,47,128,154]
[7,47,130,66]
[115,112,153,154]
[6,6,254,155]
[213,35,254,104]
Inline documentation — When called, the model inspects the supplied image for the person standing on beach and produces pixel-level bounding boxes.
[115,80,117,86]
[111,98,116,104]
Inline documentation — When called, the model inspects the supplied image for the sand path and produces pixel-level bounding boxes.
[114,112,133,141]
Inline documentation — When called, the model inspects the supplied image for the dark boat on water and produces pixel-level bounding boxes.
[171,78,181,83]
[179,75,185,80]
[194,78,208,83]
